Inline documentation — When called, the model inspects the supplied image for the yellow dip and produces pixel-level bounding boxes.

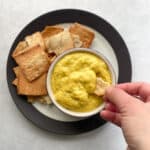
[51,52,112,112]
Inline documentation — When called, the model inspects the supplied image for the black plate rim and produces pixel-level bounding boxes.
[7,9,132,135]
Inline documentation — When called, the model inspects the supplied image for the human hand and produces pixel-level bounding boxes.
[100,82,150,150]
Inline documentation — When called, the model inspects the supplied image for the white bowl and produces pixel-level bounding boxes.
[47,48,116,118]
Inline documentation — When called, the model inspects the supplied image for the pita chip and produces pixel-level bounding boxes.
[25,32,45,50]
[14,45,50,81]
[69,23,94,48]
[94,77,110,96]
[45,30,74,55]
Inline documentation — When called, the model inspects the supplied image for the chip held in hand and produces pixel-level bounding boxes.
[94,77,110,96]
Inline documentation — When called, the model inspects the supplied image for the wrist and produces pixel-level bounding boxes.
[138,142,150,150]
[127,141,150,150]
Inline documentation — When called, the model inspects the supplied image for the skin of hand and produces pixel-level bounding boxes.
[100,82,150,150]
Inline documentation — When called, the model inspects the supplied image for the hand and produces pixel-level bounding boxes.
[100,82,150,150]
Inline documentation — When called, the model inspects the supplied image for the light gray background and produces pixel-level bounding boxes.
[0,0,150,150]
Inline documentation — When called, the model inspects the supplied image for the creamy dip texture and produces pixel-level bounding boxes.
[51,52,112,112]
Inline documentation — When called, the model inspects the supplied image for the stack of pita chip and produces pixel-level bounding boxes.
[12,23,95,104]
[12,32,52,104]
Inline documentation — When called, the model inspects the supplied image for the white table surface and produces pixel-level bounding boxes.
[1,0,150,150]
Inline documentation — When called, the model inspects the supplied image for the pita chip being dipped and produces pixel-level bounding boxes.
[94,77,110,96]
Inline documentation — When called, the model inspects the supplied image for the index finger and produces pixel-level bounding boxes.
[116,82,150,99]
[105,87,136,112]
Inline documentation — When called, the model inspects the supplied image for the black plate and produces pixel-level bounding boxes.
[7,9,132,135]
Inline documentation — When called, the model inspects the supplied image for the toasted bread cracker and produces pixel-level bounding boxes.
[12,66,20,86]
[27,96,37,103]
[13,66,19,76]
[25,32,45,50]
[27,95,51,104]
[17,68,47,95]
[40,95,51,104]
[41,25,64,39]
[71,34,83,48]
[12,78,18,86]
[94,77,110,96]
[45,30,74,55]
[15,45,50,81]
[69,23,94,48]
[12,41,28,58]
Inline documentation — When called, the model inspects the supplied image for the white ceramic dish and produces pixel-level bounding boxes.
[47,48,116,118]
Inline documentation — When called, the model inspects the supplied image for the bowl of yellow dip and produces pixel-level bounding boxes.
[47,48,116,117]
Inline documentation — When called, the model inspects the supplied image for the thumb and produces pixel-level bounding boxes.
[105,87,136,112]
